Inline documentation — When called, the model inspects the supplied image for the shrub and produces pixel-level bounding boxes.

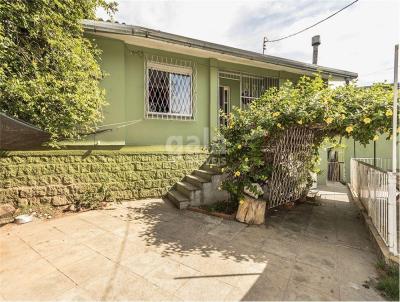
[0,0,117,143]
[213,75,393,203]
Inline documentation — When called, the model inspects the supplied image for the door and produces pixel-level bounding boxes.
[327,148,345,182]
[219,86,230,126]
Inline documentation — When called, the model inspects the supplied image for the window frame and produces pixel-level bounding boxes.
[145,61,194,120]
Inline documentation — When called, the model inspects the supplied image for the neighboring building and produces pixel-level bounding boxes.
[80,20,357,147]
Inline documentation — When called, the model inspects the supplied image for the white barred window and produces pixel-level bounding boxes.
[145,57,196,120]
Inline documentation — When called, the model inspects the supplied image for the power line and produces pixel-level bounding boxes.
[360,66,397,77]
[266,0,359,43]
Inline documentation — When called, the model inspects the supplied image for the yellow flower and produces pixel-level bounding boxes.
[386,109,393,117]
[297,119,303,125]
[272,112,280,117]
[363,117,371,124]
[237,144,242,149]
[345,125,353,133]
[234,171,241,177]
[373,135,379,141]
[277,123,282,129]
[340,114,346,120]
[221,167,225,173]
[325,117,334,125]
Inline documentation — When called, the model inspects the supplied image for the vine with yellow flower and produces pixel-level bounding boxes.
[213,75,395,203]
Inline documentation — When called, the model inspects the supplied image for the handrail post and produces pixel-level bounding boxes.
[387,172,397,255]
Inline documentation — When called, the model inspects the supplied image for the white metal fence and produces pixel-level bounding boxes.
[350,158,399,256]
[354,157,394,172]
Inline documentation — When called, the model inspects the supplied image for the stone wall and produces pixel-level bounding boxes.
[0,149,209,208]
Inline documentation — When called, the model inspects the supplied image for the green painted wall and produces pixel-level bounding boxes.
[317,134,399,185]
[75,35,304,147]
[209,59,219,141]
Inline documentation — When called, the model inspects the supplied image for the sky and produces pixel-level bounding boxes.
[97,0,400,86]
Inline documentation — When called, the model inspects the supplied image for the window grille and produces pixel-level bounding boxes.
[219,71,240,81]
[144,55,197,120]
[241,75,279,108]
[219,70,279,108]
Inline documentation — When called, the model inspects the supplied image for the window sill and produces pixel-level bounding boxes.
[146,112,195,121]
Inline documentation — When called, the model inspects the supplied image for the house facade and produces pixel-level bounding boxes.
[80,20,357,147]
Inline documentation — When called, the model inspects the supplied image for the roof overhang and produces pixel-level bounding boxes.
[82,20,358,81]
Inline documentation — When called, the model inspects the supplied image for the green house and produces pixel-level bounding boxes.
[80,20,357,148]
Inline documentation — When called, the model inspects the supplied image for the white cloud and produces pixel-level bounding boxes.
[97,0,400,85]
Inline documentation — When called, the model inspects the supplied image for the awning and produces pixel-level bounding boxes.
[0,112,50,150]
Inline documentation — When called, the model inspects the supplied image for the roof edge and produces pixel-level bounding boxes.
[82,19,358,80]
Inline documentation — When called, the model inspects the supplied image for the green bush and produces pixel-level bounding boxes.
[213,75,393,203]
[0,0,117,142]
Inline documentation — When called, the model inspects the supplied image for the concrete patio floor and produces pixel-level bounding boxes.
[0,183,384,301]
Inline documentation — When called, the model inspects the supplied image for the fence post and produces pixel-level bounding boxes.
[387,172,397,255]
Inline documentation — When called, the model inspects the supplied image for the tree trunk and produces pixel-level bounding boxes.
[236,196,266,225]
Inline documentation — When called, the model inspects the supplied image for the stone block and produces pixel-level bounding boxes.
[51,195,71,206]
[19,187,33,198]
[26,177,37,186]
[17,198,29,206]
[39,196,52,204]
[125,172,138,181]
[162,162,171,169]
[0,180,12,189]
[32,186,47,197]
[144,180,153,189]
[67,184,79,194]
[46,185,66,196]
[68,164,80,174]
[81,164,92,173]
[62,175,73,185]
[0,203,16,225]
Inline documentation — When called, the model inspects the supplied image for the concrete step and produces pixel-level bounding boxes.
[176,181,200,197]
[185,174,209,188]
[166,189,190,209]
[202,164,224,174]
[193,169,216,181]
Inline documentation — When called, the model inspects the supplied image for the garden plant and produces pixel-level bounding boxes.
[214,75,395,211]
[0,0,117,143]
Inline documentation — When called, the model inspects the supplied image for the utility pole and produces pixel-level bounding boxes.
[388,44,398,255]
[262,37,267,54]
[392,44,398,173]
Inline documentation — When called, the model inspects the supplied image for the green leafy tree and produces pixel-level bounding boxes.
[0,0,117,142]
[214,75,394,203]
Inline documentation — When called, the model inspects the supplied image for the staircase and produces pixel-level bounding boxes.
[166,164,230,209]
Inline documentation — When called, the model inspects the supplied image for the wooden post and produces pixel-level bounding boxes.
[236,196,266,225]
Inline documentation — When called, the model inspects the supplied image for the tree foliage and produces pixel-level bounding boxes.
[0,0,117,142]
[214,75,394,202]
